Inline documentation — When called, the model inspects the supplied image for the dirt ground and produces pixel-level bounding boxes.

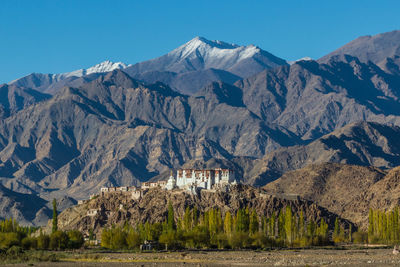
[4,248,400,267]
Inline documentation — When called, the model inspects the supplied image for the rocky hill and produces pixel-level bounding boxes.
[247,121,400,185]
[46,185,353,236]
[263,162,400,229]
[319,30,400,66]
[264,163,386,227]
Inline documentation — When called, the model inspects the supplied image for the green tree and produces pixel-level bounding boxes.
[183,207,192,231]
[37,232,50,250]
[67,230,84,249]
[284,206,293,245]
[167,201,176,232]
[224,211,232,237]
[126,228,141,249]
[52,199,58,233]
[368,208,375,238]
[49,230,69,250]
[249,209,259,235]
[299,211,305,237]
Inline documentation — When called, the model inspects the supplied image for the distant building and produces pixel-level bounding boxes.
[165,168,237,191]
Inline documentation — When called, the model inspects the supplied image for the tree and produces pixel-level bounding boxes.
[249,209,259,235]
[167,201,176,232]
[183,207,192,231]
[49,231,69,250]
[333,217,340,242]
[299,210,305,238]
[126,229,141,249]
[52,199,58,233]
[224,211,232,237]
[67,230,84,249]
[284,206,293,245]
[37,232,50,250]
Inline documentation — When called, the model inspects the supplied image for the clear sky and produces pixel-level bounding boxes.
[1,0,399,83]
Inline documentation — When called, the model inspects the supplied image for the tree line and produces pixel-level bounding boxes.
[368,207,400,244]
[101,203,335,250]
[0,199,85,254]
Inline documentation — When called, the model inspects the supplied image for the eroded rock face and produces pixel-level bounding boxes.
[264,163,386,227]
[48,185,352,236]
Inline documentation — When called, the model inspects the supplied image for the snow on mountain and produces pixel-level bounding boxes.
[56,60,132,79]
[167,36,261,69]
[124,36,287,78]
[287,57,313,65]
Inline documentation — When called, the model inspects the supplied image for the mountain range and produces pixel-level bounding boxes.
[2,30,400,225]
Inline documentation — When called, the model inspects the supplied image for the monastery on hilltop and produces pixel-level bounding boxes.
[166,168,237,191]
[98,168,238,199]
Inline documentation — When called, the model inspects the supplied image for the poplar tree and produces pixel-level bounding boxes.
[333,217,340,241]
[299,210,305,238]
[167,201,176,232]
[52,199,58,233]
[284,206,293,245]
[368,208,374,241]
[183,207,192,231]
[270,212,276,238]
[224,211,232,237]
[249,209,259,235]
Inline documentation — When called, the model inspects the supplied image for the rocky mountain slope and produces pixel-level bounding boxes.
[263,162,400,229]
[247,121,400,185]
[319,30,400,66]
[125,37,287,78]
[0,184,51,226]
[0,70,301,204]
[47,185,352,236]
[0,84,50,119]
[9,61,131,94]
[264,163,386,227]
[235,55,400,140]
[9,37,287,96]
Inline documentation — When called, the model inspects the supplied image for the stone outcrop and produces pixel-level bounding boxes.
[46,185,353,236]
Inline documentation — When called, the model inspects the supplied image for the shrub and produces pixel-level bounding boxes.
[21,237,37,250]
[37,234,50,250]
[126,230,141,249]
[101,226,127,250]
[353,231,368,244]
[6,245,23,256]
[49,231,69,250]
[67,230,84,249]
[0,232,20,249]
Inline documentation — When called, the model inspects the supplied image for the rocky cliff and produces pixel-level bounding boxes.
[46,185,352,236]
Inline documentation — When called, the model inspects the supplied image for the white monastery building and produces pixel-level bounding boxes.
[97,168,238,198]
[166,168,237,191]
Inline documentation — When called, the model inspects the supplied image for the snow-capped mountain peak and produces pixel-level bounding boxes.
[169,36,261,65]
[59,60,132,78]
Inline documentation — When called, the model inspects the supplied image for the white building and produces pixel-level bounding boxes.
[165,168,237,191]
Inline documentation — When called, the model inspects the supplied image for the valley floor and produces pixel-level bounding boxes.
[3,248,400,267]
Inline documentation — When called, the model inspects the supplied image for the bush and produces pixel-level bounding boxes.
[0,232,20,249]
[49,231,69,250]
[229,231,252,249]
[101,227,127,250]
[37,234,50,250]
[21,237,37,250]
[126,230,141,249]
[67,230,84,249]
[6,245,23,256]
[159,231,178,250]
[353,231,368,244]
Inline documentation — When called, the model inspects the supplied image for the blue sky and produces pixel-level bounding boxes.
[0,0,399,83]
